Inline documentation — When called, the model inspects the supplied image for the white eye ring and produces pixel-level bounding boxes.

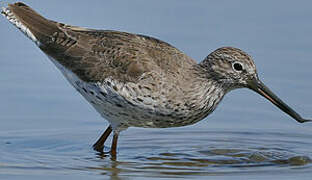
[232,61,244,72]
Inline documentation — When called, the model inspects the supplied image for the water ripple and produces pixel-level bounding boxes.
[0,128,312,178]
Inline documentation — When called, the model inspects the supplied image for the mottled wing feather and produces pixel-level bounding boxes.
[41,26,196,83]
[4,2,197,84]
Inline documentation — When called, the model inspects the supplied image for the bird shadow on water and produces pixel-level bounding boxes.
[0,128,312,179]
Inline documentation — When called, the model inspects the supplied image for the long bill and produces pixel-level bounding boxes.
[248,78,311,123]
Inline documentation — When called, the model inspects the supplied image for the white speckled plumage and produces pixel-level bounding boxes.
[2,7,39,45]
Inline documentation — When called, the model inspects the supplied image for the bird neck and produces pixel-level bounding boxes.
[182,64,228,120]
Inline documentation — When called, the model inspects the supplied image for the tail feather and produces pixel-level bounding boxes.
[1,2,61,46]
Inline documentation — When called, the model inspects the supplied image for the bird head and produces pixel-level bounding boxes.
[199,47,311,123]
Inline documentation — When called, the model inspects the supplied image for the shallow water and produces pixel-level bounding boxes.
[1,0,312,179]
[1,128,312,179]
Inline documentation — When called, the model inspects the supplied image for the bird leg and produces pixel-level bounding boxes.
[111,131,119,157]
[93,125,112,152]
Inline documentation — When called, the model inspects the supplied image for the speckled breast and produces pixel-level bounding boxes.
[74,78,207,130]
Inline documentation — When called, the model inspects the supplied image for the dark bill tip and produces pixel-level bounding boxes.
[247,77,311,123]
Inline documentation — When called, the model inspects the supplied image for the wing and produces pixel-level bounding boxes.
[44,28,197,83]
[3,2,196,83]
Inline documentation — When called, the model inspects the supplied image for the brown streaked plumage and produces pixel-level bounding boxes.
[2,2,311,158]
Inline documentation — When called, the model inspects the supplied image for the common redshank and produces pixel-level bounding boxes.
[2,2,311,157]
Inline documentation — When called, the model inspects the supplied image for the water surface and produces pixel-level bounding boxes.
[0,0,312,179]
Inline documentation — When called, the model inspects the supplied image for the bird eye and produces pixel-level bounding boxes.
[232,62,243,72]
